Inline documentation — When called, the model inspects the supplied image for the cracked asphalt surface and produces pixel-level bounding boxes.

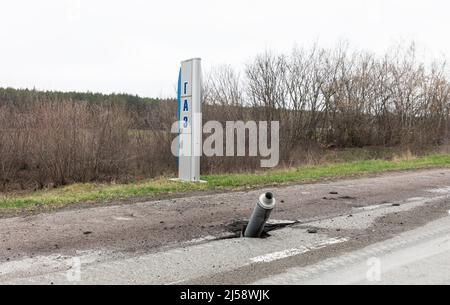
[1,168,450,284]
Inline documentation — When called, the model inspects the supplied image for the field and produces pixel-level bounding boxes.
[2,153,450,212]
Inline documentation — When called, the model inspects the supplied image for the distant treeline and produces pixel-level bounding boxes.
[1,43,450,191]
[0,87,176,131]
[0,87,165,105]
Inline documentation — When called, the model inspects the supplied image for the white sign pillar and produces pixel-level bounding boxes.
[177,58,202,182]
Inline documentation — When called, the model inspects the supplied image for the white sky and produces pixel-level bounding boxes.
[1,0,449,98]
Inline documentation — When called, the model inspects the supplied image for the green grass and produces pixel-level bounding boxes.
[1,153,450,211]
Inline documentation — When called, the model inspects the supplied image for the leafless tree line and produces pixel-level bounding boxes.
[0,101,175,191]
[1,43,450,191]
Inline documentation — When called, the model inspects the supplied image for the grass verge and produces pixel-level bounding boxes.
[1,154,450,211]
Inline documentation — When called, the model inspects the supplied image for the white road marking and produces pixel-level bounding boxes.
[354,203,394,211]
[250,248,310,263]
[314,195,450,231]
[182,232,236,245]
[165,279,187,285]
[0,250,106,279]
[183,235,217,245]
[249,237,349,264]
[353,194,450,212]
[112,216,134,221]
[428,187,450,194]
[406,197,426,202]
[266,219,297,225]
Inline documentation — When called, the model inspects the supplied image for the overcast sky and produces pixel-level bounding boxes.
[1,0,449,98]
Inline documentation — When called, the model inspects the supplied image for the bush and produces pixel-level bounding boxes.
[1,43,450,191]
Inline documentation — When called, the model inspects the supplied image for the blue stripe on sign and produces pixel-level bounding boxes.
[177,68,181,122]
[176,68,181,169]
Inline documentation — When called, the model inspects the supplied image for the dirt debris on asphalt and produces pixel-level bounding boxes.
[1,168,450,281]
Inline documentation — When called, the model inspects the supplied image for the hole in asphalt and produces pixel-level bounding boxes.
[225,220,299,239]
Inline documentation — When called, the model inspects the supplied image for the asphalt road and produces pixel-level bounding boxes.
[254,216,450,285]
[1,168,450,284]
